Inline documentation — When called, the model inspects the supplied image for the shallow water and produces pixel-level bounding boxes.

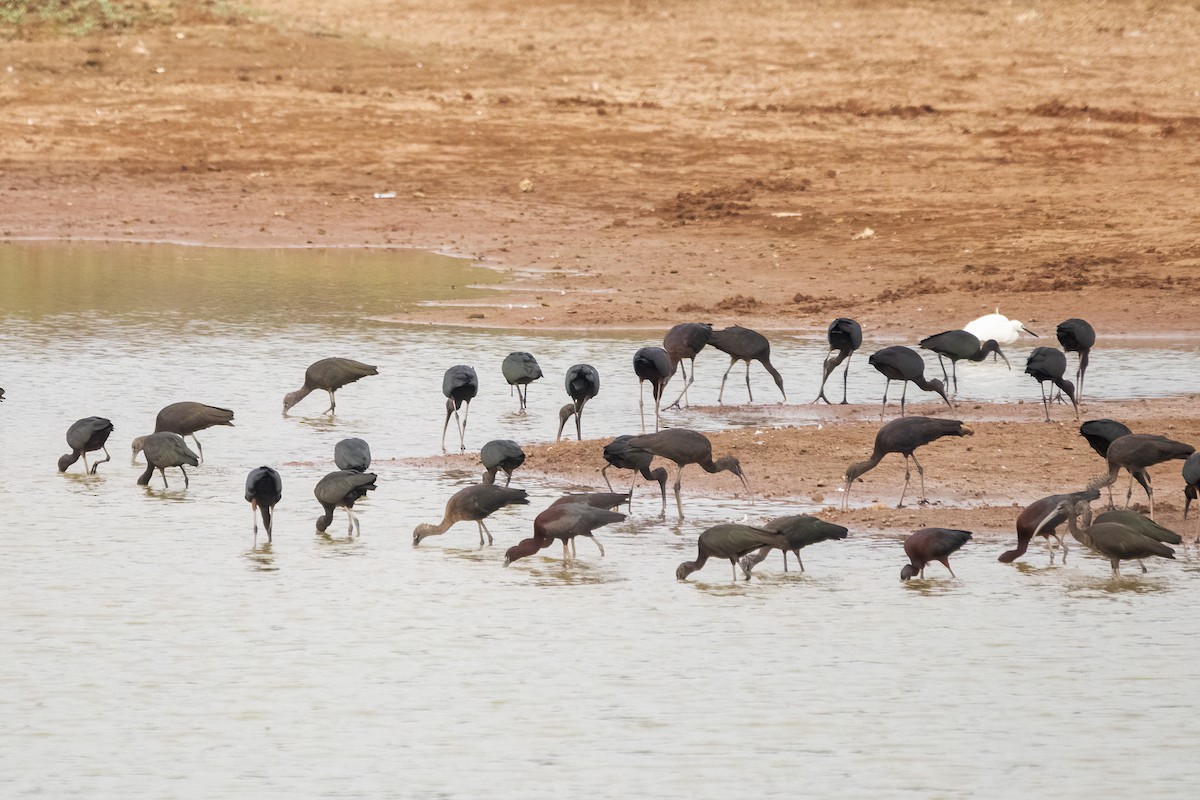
[2,242,1200,797]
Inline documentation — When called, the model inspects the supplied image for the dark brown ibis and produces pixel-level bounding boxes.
[556,363,600,442]
[136,432,199,489]
[998,488,1099,563]
[314,469,377,536]
[1184,453,1200,542]
[814,317,862,405]
[549,492,630,510]
[868,346,952,417]
[283,357,378,416]
[676,523,788,582]
[900,528,972,580]
[58,416,114,474]
[481,439,526,486]
[504,502,625,567]
[707,325,786,404]
[738,515,849,575]
[334,437,371,472]
[245,466,282,543]
[501,351,542,412]
[132,401,234,464]
[1090,433,1194,520]
[1024,347,1078,422]
[1033,495,1175,577]
[1079,419,1149,508]
[601,434,668,513]
[917,330,1009,395]
[625,428,749,518]
[1056,318,1096,402]
[441,364,479,452]
[413,483,529,547]
[663,322,712,408]
[633,346,673,433]
[842,417,973,510]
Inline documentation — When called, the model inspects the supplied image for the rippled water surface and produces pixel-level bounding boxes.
[3,242,1200,798]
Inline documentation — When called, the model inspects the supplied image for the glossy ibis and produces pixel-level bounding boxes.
[738,515,849,575]
[1079,419,1147,507]
[136,432,199,489]
[625,428,749,518]
[676,524,788,582]
[1034,496,1175,577]
[842,417,973,510]
[441,364,479,452]
[556,363,600,442]
[501,351,542,412]
[707,325,786,404]
[633,346,673,432]
[1056,318,1095,402]
[663,322,712,408]
[58,416,114,474]
[998,488,1099,563]
[1091,433,1194,520]
[601,434,669,513]
[964,309,1037,345]
[132,401,234,464]
[900,528,972,580]
[504,502,625,567]
[918,330,1009,395]
[245,466,282,543]
[314,469,377,536]
[283,357,378,416]
[413,483,529,547]
[481,439,525,486]
[550,492,630,510]
[1024,347,1078,422]
[868,346,952,417]
[1184,453,1200,542]
[334,437,371,472]
[814,317,862,404]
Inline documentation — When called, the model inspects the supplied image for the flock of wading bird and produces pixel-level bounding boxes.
[46,310,1200,582]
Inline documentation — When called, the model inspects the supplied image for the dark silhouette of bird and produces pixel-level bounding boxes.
[814,317,863,405]
[132,401,234,464]
[1079,419,1148,508]
[901,528,972,580]
[414,483,529,547]
[633,346,673,433]
[245,466,282,543]
[314,469,377,536]
[1056,318,1096,402]
[283,357,378,416]
[0,387,5,402]
[1034,495,1175,577]
[842,417,973,510]
[441,364,479,452]
[676,523,789,582]
[738,515,849,575]
[868,346,952,417]
[663,322,712,408]
[549,492,630,510]
[625,428,749,518]
[1183,453,1200,541]
[1024,347,1078,422]
[601,434,669,513]
[556,364,600,442]
[481,439,525,486]
[999,488,1100,563]
[1090,433,1195,520]
[136,432,199,489]
[707,325,786,404]
[334,437,371,472]
[918,330,1009,395]
[504,502,625,567]
[501,351,542,412]
[58,416,114,474]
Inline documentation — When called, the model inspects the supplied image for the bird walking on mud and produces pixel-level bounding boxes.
[624,428,749,518]
[556,363,600,442]
[58,416,114,475]
[707,325,786,404]
[633,346,673,433]
[918,329,1009,395]
[868,346,952,417]
[663,322,712,408]
[441,364,479,452]
[245,466,282,543]
[900,528,972,580]
[676,523,788,582]
[283,357,378,417]
[1089,433,1194,520]
[132,401,234,464]
[413,483,530,548]
[842,417,973,510]
[814,317,862,405]
[502,351,542,412]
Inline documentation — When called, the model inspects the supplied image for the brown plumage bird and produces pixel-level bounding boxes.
[998,488,1099,563]
[283,357,378,416]
[58,416,114,474]
[676,524,788,582]
[1089,433,1195,520]
[842,417,973,510]
[814,318,862,405]
[1183,453,1200,542]
[633,346,673,433]
[314,469,377,535]
[601,434,669,513]
[707,325,786,404]
[480,439,525,486]
[136,432,199,489]
[132,401,234,464]
[738,515,849,576]
[413,484,529,547]
[504,502,625,567]
[1034,496,1176,577]
[1079,419,1148,509]
[901,528,972,580]
[663,322,712,408]
[624,428,749,518]
[441,364,479,452]
[245,466,282,543]
[556,364,600,442]
[868,346,953,418]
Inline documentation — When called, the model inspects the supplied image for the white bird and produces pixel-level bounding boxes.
[963,309,1038,346]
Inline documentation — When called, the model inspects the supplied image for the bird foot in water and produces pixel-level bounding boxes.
[918,498,931,506]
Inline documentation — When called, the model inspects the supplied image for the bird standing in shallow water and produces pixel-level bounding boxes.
[1183,453,1200,542]
[58,416,114,474]
[413,484,529,548]
[601,435,669,513]
[441,365,479,452]
[245,466,282,543]
[842,417,972,509]
[1034,496,1176,577]
[334,438,371,472]
[918,330,1009,396]
[901,528,972,580]
[314,469,377,536]
[556,364,600,442]
[1090,433,1194,520]
[501,352,542,412]
[504,502,625,567]
[624,428,749,518]
[1024,347,1078,422]
[136,432,199,489]
[963,310,1037,345]
[998,488,1100,563]
[283,357,378,416]
[480,439,525,486]
[707,325,786,404]
[633,346,673,432]
[868,346,952,417]
[738,515,848,576]
[676,524,788,582]
[1056,318,1096,403]
[663,322,712,408]
[814,318,862,405]
[132,401,234,464]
